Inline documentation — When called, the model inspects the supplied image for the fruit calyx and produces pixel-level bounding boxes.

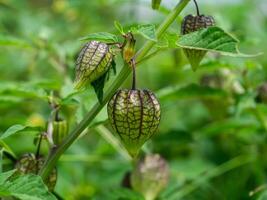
[107,89,161,157]
[74,40,114,90]
[180,0,215,71]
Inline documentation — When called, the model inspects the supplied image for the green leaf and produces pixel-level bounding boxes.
[79,32,119,43]
[0,173,56,200]
[114,21,125,35]
[91,72,107,103]
[0,140,17,159]
[0,34,32,48]
[160,32,179,48]
[257,190,267,200]
[197,117,259,137]
[176,26,261,57]
[130,24,157,42]
[0,170,17,185]
[0,125,42,140]
[111,59,116,75]
[0,82,48,100]
[60,79,82,106]
[91,60,117,103]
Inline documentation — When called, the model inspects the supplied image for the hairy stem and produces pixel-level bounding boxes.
[39,0,190,180]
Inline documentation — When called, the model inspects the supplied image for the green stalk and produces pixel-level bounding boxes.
[39,0,190,179]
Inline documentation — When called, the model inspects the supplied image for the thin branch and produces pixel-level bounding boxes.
[131,59,137,90]
[193,0,200,16]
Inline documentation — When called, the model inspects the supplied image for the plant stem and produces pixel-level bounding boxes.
[39,0,191,180]
[131,59,137,90]
[193,0,200,16]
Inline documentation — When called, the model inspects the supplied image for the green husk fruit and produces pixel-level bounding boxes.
[181,14,215,70]
[107,89,161,157]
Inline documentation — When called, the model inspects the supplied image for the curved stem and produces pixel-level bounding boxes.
[193,0,200,16]
[131,59,137,90]
[39,0,191,180]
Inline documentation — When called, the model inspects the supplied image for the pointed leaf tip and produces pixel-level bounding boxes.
[177,26,261,58]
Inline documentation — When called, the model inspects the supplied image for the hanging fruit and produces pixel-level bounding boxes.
[107,89,161,157]
[74,40,114,90]
[131,154,169,200]
[107,47,161,157]
[15,153,57,191]
[181,0,215,71]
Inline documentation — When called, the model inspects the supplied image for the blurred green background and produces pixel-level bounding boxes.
[1,0,267,199]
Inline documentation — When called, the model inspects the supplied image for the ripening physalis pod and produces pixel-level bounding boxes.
[181,0,215,70]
